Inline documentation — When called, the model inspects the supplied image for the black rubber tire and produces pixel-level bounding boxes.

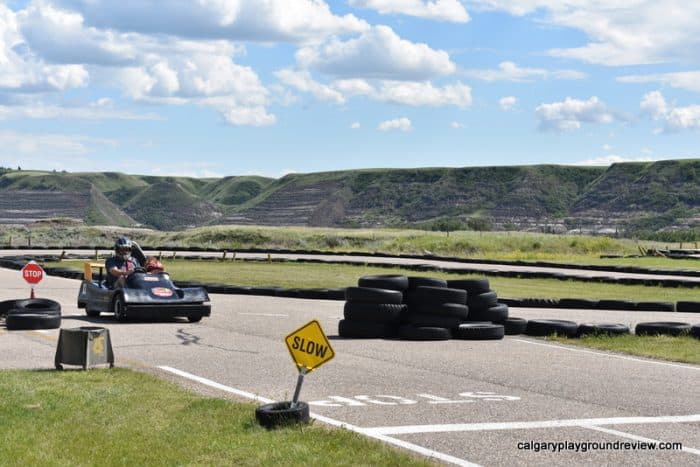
[635,321,691,336]
[187,315,203,323]
[398,324,451,341]
[343,302,406,324]
[577,323,630,336]
[597,299,637,311]
[358,275,409,291]
[676,301,700,313]
[447,278,490,295]
[405,286,467,305]
[407,277,447,289]
[501,317,527,335]
[345,287,403,304]
[558,298,598,309]
[525,319,579,338]
[113,294,127,322]
[338,319,397,338]
[468,303,508,322]
[0,299,19,317]
[467,291,498,310]
[404,312,462,329]
[409,303,469,320]
[255,401,310,429]
[11,298,61,314]
[454,323,504,340]
[691,325,700,339]
[85,307,101,317]
[6,312,61,330]
[298,288,330,300]
[635,302,674,312]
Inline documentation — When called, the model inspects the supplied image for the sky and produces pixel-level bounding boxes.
[1,0,699,178]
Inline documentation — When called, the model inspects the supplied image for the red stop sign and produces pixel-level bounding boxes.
[21,261,44,285]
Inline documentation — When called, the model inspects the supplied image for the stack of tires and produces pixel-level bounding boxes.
[448,278,526,336]
[339,275,407,338]
[1,299,62,331]
[401,277,466,340]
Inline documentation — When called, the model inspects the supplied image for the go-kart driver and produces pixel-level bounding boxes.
[106,237,141,289]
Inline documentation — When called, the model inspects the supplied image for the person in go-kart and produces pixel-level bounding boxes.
[106,237,141,289]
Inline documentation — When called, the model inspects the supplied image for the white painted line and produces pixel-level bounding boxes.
[364,414,700,436]
[584,425,700,456]
[238,312,288,317]
[513,338,700,371]
[157,366,480,467]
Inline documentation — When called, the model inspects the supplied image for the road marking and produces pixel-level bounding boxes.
[584,425,700,456]
[157,365,480,467]
[364,414,700,435]
[513,338,700,371]
[238,312,288,317]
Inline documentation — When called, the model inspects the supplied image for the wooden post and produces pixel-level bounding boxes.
[95,249,99,261]
[222,250,227,260]
[267,253,272,263]
[59,251,66,261]
[232,252,236,262]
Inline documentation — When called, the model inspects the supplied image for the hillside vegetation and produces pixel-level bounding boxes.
[0,160,698,236]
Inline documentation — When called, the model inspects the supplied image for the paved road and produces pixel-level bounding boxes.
[3,249,700,283]
[1,268,699,466]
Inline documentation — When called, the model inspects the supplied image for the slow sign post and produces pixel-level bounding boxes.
[285,320,334,407]
[21,261,44,299]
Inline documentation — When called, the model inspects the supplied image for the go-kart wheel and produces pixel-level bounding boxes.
[187,315,203,323]
[113,294,127,322]
[85,307,101,318]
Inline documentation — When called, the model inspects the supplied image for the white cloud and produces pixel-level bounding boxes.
[618,71,700,93]
[349,0,470,23]
[499,95,517,111]
[0,129,116,162]
[535,96,619,131]
[375,81,471,107]
[53,0,369,44]
[471,1,700,66]
[576,155,655,166]
[0,100,161,121]
[274,69,345,103]
[602,144,612,152]
[350,121,361,129]
[378,117,413,131]
[296,25,455,80]
[464,61,585,81]
[450,121,464,128]
[640,91,700,132]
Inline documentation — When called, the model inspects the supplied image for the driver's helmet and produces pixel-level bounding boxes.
[114,237,133,259]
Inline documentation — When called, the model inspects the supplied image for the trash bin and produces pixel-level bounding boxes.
[55,326,114,370]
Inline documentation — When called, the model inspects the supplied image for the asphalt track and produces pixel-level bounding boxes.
[1,268,699,466]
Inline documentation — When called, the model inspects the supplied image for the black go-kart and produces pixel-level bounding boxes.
[77,262,211,322]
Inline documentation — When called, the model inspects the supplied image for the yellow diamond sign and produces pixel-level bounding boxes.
[285,320,335,372]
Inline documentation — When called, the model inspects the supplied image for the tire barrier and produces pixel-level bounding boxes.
[691,324,700,339]
[577,323,630,337]
[454,322,505,340]
[1,254,696,311]
[255,401,310,429]
[4,298,62,331]
[501,317,527,335]
[525,319,579,338]
[634,321,692,337]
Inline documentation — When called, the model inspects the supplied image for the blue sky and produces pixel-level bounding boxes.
[1,1,699,178]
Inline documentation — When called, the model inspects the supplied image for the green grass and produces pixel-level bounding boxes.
[549,334,700,365]
[46,259,700,302]
[0,368,433,466]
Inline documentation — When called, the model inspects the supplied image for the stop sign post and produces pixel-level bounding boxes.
[21,261,44,298]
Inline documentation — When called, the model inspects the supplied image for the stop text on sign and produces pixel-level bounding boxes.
[21,261,44,285]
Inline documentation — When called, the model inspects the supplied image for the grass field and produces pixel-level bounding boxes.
[549,334,700,365]
[46,259,700,302]
[0,368,433,466]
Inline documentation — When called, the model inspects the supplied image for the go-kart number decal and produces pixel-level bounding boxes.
[151,287,174,297]
[143,276,159,282]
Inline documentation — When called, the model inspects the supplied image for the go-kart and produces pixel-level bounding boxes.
[77,262,211,322]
